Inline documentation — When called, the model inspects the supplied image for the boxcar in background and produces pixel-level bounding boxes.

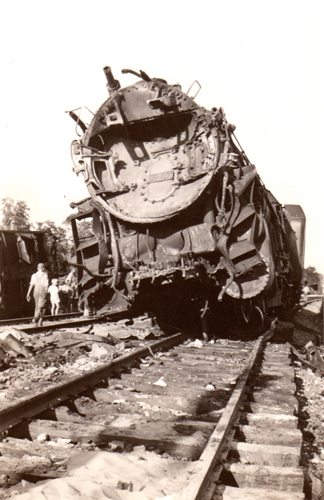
[0,230,51,318]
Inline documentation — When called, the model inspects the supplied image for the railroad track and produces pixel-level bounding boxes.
[197,337,304,500]
[0,312,120,335]
[0,323,305,499]
[0,312,82,327]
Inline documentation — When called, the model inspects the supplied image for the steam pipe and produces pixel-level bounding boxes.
[121,68,151,82]
[103,66,120,95]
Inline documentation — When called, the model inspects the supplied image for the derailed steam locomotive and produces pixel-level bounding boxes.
[68,67,305,333]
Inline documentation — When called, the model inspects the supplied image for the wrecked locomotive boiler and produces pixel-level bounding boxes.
[68,66,305,333]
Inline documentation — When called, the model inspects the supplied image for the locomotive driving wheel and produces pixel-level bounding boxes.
[234,299,253,324]
[233,299,264,336]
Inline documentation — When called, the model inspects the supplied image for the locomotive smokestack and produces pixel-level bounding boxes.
[103,66,120,95]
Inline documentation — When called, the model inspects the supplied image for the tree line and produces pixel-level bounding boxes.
[0,197,92,267]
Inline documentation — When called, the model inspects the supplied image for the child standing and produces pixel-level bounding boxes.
[48,278,60,315]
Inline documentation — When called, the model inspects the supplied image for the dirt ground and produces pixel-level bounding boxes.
[292,300,324,499]
[0,304,323,499]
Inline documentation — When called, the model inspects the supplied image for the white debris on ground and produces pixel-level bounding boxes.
[0,316,159,400]
[297,368,324,446]
[1,305,323,498]
[153,378,167,387]
[5,447,193,500]
[0,349,115,402]
[186,339,203,348]
[293,299,324,498]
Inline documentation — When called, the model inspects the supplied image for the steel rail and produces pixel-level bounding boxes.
[179,329,274,500]
[5,310,130,334]
[15,316,107,334]
[0,331,186,434]
[0,312,82,327]
[0,311,128,333]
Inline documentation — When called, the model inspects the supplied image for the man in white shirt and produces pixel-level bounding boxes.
[302,283,310,304]
[26,263,49,326]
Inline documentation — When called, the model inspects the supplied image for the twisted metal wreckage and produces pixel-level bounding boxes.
[67,67,305,332]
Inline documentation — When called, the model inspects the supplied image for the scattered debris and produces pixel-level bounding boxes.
[117,480,133,491]
[0,329,34,362]
[0,474,8,487]
[186,339,203,348]
[291,342,324,376]
[89,343,109,360]
[153,378,167,387]
[304,341,324,370]
[292,300,324,498]
[36,434,50,443]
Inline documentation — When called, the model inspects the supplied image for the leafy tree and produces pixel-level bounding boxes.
[76,219,94,239]
[0,198,80,273]
[304,266,322,288]
[33,220,73,266]
[0,198,31,230]
[63,217,94,258]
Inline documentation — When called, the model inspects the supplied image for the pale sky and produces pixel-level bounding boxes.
[1,1,323,273]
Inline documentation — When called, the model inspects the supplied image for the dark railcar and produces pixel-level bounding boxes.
[0,230,50,318]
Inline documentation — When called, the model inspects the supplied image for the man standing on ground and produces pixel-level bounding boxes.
[302,281,310,304]
[26,263,49,326]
